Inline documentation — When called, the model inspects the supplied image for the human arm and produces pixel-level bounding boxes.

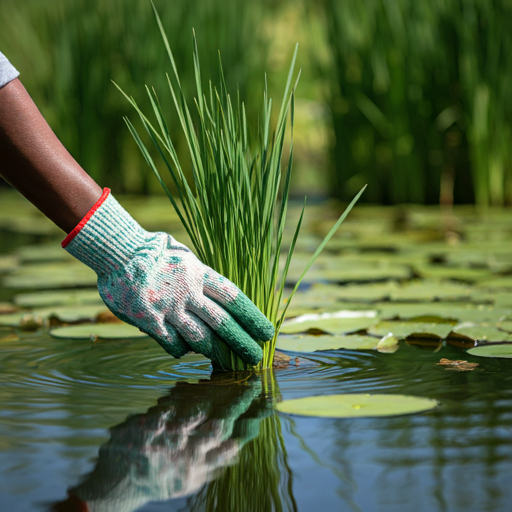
[0,74,103,233]
[0,52,274,366]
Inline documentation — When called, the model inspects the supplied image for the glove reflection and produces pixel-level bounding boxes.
[52,373,272,512]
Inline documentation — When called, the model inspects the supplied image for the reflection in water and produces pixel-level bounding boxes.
[51,372,296,512]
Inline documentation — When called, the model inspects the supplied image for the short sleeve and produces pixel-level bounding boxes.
[0,51,20,89]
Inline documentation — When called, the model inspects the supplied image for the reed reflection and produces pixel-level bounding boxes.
[51,371,296,512]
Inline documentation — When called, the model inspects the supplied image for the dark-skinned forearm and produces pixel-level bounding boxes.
[0,78,102,233]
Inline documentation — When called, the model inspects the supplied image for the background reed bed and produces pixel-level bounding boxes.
[1,0,512,206]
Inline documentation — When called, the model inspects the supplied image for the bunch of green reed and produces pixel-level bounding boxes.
[0,0,269,193]
[117,5,364,370]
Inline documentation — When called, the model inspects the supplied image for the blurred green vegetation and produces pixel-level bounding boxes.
[320,0,512,206]
[1,0,512,205]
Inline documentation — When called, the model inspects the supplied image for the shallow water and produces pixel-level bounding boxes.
[1,327,512,512]
[2,201,512,511]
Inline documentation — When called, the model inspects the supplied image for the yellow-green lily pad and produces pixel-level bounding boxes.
[368,321,453,340]
[377,302,511,323]
[280,311,378,335]
[0,305,108,326]
[449,324,512,342]
[276,394,438,418]
[0,255,18,274]
[3,263,96,289]
[14,290,103,308]
[50,323,147,340]
[16,243,74,263]
[389,281,472,302]
[467,344,512,358]
[276,334,379,353]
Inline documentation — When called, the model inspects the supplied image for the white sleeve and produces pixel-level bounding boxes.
[0,51,20,89]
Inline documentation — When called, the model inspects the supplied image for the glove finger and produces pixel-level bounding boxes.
[170,311,223,363]
[139,319,190,358]
[189,297,264,367]
[203,270,275,342]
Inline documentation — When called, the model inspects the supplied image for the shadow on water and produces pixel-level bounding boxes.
[49,371,298,512]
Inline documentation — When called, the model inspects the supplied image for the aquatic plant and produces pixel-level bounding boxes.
[320,0,512,206]
[117,5,364,369]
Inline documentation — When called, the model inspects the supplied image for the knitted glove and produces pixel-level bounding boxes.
[62,188,274,366]
[53,375,270,512]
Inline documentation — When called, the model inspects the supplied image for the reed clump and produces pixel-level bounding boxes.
[118,5,364,370]
[321,0,512,207]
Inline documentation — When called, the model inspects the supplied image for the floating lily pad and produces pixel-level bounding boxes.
[276,394,438,418]
[467,344,512,358]
[4,263,96,289]
[415,264,492,283]
[50,323,148,340]
[389,281,472,302]
[16,243,74,263]
[368,321,452,340]
[377,302,511,323]
[449,323,512,342]
[280,311,378,335]
[497,321,512,333]
[0,255,18,274]
[0,303,19,314]
[331,282,397,303]
[276,334,379,353]
[0,305,108,326]
[14,290,103,308]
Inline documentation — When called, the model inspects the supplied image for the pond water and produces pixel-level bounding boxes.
[1,197,512,511]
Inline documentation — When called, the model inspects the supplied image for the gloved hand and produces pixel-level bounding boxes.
[62,188,274,366]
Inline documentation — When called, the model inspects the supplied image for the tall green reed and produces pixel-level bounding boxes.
[117,6,364,370]
[320,0,512,206]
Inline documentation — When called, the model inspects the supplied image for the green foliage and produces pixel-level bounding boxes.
[118,7,364,369]
[321,0,512,206]
[0,0,269,193]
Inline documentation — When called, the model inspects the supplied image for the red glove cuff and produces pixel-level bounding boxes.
[61,188,110,248]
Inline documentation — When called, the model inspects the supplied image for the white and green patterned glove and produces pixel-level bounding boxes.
[62,189,274,366]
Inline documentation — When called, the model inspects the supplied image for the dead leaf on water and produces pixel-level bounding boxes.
[437,358,479,371]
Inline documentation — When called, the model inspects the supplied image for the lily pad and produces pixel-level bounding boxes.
[276,334,379,353]
[415,264,492,283]
[331,282,397,303]
[16,243,74,263]
[0,255,18,274]
[389,281,472,302]
[449,323,512,342]
[50,323,148,340]
[467,344,512,358]
[368,321,453,340]
[0,305,108,326]
[276,394,438,418]
[280,310,378,335]
[377,302,511,324]
[3,263,96,289]
[14,290,103,308]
